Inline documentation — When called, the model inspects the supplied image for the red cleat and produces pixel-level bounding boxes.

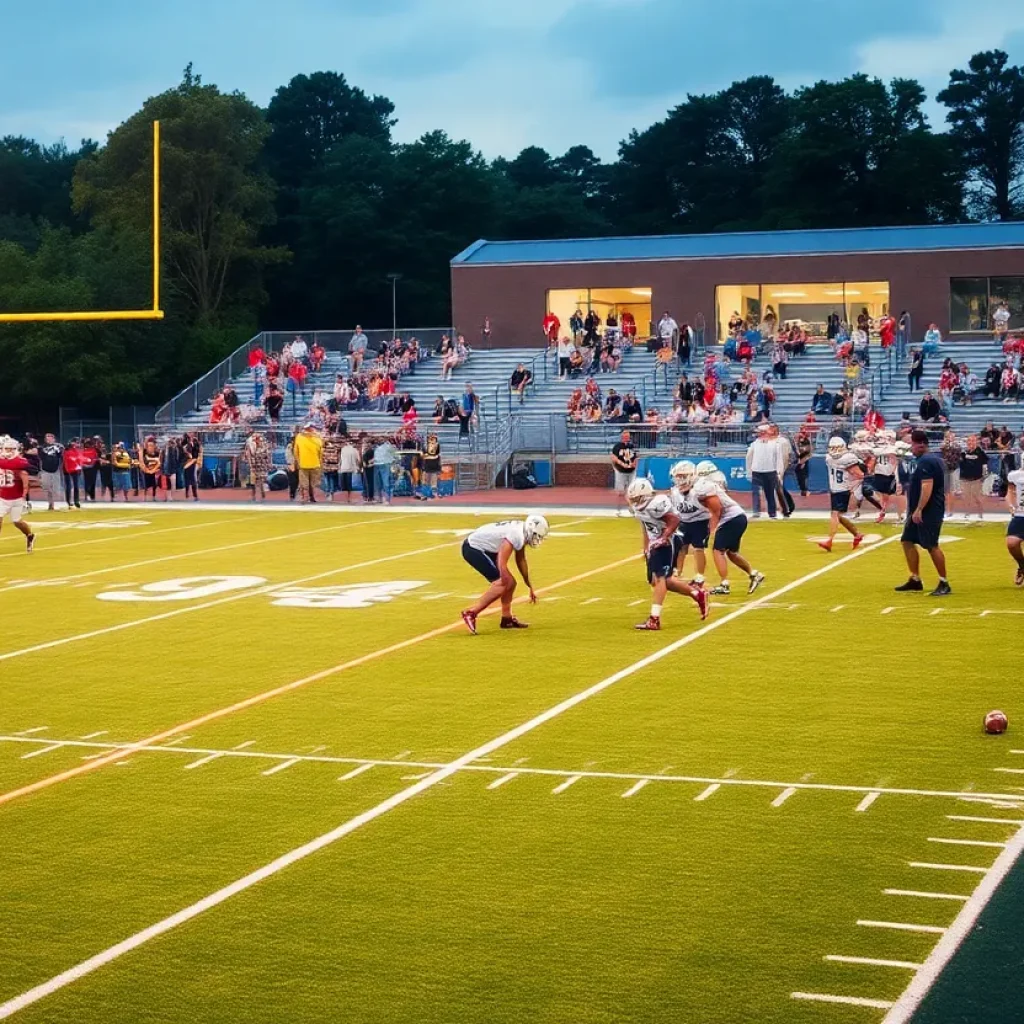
[694,588,710,621]
[875,512,886,524]
[817,540,833,552]
[500,616,528,629]
[853,534,865,549]
[634,615,661,631]
[461,610,478,635]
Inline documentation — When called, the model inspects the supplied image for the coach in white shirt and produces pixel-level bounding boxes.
[769,422,795,517]
[745,424,783,518]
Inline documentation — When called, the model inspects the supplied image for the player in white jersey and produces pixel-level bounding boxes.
[690,465,765,596]
[820,437,865,552]
[1004,467,1024,586]
[669,461,710,585]
[627,478,709,630]
[460,515,549,634]
[870,442,899,522]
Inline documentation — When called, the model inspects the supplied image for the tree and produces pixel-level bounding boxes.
[938,50,1024,220]
[73,67,287,326]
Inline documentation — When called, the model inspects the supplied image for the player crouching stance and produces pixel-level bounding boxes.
[0,436,35,553]
[628,478,709,630]
[1005,467,1024,586]
[461,515,549,634]
[820,437,865,553]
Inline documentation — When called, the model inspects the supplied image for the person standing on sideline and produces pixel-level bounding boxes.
[181,433,202,501]
[745,425,781,519]
[958,435,988,521]
[939,430,962,518]
[161,436,181,501]
[37,433,64,511]
[337,435,361,504]
[293,423,324,504]
[374,436,397,505]
[111,442,133,500]
[907,347,925,392]
[79,438,99,502]
[794,427,813,497]
[420,434,441,499]
[244,432,271,502]
[62,440,83,509]
[896,429,950,596]
[361,435,376,503]
[611,430,638,515]
[770,423,795,517]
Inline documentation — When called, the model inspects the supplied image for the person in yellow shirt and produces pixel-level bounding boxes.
[292,423,324,504]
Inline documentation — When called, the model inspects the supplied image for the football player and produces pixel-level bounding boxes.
[669,460,709,585]
[850,432,883,519]
[821,437,865,552]
[0,436,36,553]
[627,478,709,630]
[1005,464,1024,586]
[460,515,549,634]
[870,434,899,523]
[691,463,765,596]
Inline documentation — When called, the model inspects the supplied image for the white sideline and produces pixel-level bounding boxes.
[881,824,1024,1024]
[0,534,899,1020]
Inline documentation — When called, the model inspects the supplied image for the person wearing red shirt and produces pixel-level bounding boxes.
[287,361,308,417]
[864,407,886,433]
[248,345,265,369]
[0,437,36,552]
[542,312,560,344]
[79,438,100,501]
[62,440,84,508]
[878,313,896,349]
[310,342,325,372]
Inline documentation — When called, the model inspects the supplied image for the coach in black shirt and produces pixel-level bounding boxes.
[958,436,988,520]
[896,429,950,596]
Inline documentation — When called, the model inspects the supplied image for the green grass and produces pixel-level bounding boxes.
[0,508,1020,1023]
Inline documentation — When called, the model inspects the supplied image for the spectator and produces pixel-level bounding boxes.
[293,423,323,504]
[310,341,325,372]
[832,386,851,418]
[604,389,623,421]
[441,336,468,381]
[811,384,832,416]
[461,384,480,429]
[266,351,281,381]
[137,437,161,500]
[599,338,622,373]
[959,434,987,520]
[771,340,788,379]
[622,391,643,422]
[421,434,442,500]
[919,391,941,422]
[923,323,942,353]
[569,308,584,342]
[878,312,896,349]
[852,327,870,367]
[1000,362,1019,402]
[852,382,871,415]
[993,301,1011,341]
[802,411,820,436]
[244,432,271,502]
[794,426,813,496]
[361,435,376,504]
[252,359,266,408]
[337,435,361,504]
[678,321,694,365]
[321,433,340,501]
[374,435,397,505]
[983,362,1002,399]
[568,345,585,377]
[940,430,962,516]
[79,438,99,502]
[746,424,782,519]
[265,382,284,423]
[864,406,885,433]
[657,311,678,349]
[181,432,201,500]
[957,365,979,405]
[111,442,133,501]
[610,430,637,514]
[621,309,637,342]
[348,326,369,372]
[161,436,181,501]
[907,347,925,391]
[287,360,308,415]
[431,395,446,423]
[290,335,309,367]
[583,309,601,345]
[510,363,533,404]
[542,310,561,345]
[728,311,743,334]
[38,432,64,511]
[284,429,299,501]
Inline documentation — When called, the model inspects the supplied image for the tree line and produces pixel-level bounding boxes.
[1,52,1023,416]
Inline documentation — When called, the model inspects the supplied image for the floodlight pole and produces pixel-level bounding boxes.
[153,120,160,313]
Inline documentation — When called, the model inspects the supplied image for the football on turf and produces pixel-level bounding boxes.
[984,710,1009,735]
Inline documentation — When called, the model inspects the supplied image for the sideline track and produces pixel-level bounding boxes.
[0,535,901,1019]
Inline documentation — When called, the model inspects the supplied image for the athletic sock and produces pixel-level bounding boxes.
[910,575,921,581]
[651,603,663,617]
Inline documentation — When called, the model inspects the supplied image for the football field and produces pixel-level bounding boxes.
[0,506,1021,1024]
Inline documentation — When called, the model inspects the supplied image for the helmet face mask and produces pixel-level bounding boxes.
[695,460,717,478]
[0,435,20,459]
[524,514,549,548]
[671,460,696,491]
[827,436,848,457]
[626,478,654,510]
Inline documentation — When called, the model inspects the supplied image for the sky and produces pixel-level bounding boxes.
[3,0,1024,160]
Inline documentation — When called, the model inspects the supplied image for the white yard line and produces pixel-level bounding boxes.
[830,605,845,612]
[621,779,648,798]
[824,956,921,970]
[857,921,947,935]
[551,775,582,795]
[946,815,1023,825]
[771,787,797,808]
[992,767,1024,775]
[261,758,300,777]
[486,772,519,790]
[19,744,65,760]
[580,597,602,605]
[12,727,48,736]
[232,741,256,750]
[909,862,989,874]
[883,890,969,902]
[694,783,720,802]
[856,792,881,813]
[337,763,375,782]
[881,606,895,614]
[792,993,894,1009]
[79,731,107,740]
[882,824,1024,1024]
[0,535,901,1020]
[927,837,1006,849]
[182,753,224,771]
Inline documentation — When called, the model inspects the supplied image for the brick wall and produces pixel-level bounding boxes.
[554,461,613,487]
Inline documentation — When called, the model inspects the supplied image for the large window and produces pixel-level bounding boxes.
[950,277,1024,332]
[546,287,652,340]
[715,282,889,341]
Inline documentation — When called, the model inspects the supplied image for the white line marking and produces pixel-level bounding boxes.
[0,518,419,665]
[830,605,845,612]
[159,737,190,747]
[232,741,256,750]
[946,815,1023,825]
[771,787,797,808]
[881,606,895,614]
[541,596,564,602]
[552,775,582,795]
[13,727,48,736]
[79,731,107,740]
[883,890,969,902]
[929,608,943,616]
[857,920,947,935]
[825,956,922,970]
[993,767,1024,775]
[927,837,1006,849]
[337,763,374,782]
[628,599,644,606]
[694,783,720,802]
[401,773,430,781]
[487,772,519,790]
[419,592,453,601]
[882,824,1024,1023]
[261,758,300,777]
[393,751,412,761]
[856,791,881,813]
[909,862,988,874]
[979,610,992,617]
[183,753,224,771]
[580,597,602,605]
[621,779,648,798]
[0,537,904,1020]
[792,993,894,1009]
[19,744,64,760]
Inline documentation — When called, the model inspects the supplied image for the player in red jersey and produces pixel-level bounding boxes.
[0,436,35,553]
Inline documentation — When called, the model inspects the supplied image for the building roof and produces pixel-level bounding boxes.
[451,221,1024,266]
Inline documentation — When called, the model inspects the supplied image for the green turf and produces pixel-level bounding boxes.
[0,509,1020,1023]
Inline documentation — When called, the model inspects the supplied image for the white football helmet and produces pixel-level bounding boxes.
[626,478,655,510]
[671,460,697,491]
[524,514,549,548]
[894,440,912,457]
[827,436,848,457]
[0,435,20,459]
[695,460,718,478]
